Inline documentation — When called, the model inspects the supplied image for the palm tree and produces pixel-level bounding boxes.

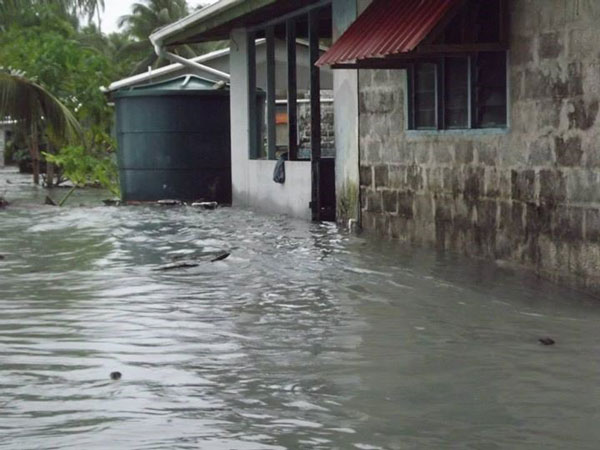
[1,0,105,31]
[74,0,105,31]
[0,68,81,185]
[118,0,195,74]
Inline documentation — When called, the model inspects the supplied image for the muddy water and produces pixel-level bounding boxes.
[1,167,600,449]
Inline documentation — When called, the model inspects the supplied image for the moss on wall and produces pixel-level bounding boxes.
[337,180,359,226]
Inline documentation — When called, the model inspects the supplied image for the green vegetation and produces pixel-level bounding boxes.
[0,68,81,185]
[0,0,226,198]
[118,0,226,75]
[45,145,120,197]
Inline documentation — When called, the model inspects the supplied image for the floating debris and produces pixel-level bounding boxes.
[44,196,57,206]
[539,338,555,346]
[103,199,121,206]
[0,255,5,260]
[211,252,230,262]
[0,197,8,208]
[110,371,122,381]
[157,199,182,206]
[191,201,218,210]
[153,261,200,271]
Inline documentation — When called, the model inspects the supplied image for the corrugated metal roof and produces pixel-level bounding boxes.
[317,0,461,66]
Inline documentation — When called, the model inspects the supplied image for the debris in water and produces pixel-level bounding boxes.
[211,252,230,262]
[0,255,5,260]
[539,338,555,346]
[103,199,121,206]
[157,199,182,206]
[0,197,8,208]
[110,371,122,380]
[154,261,200,271]
[192,201,218,210]
[44,195,57,206]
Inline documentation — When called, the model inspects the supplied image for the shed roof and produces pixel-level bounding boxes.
[317,0,461,66]
[114,75,229,99]
[105,47,231,94]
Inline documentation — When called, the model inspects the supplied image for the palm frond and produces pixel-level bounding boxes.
[0,68,81,143]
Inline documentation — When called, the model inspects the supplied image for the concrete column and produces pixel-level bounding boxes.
[332,0,360,223]
[229,28,251,207]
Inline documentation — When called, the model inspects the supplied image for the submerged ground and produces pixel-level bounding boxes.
[1,167,600,449]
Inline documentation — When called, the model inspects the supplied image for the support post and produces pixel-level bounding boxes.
[247,32,258,159]
[266,26,277,160]
[286,19,298,161]
[309,9,321,221]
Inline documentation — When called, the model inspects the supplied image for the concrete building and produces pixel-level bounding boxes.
[151,1,342,221]
[150,0,600,291]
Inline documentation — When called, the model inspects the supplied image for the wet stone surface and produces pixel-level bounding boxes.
[2,168,600,449]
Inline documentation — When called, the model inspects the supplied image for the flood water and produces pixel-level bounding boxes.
[1,167,600,449]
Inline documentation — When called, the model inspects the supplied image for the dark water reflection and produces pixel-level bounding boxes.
[1,168,600,449]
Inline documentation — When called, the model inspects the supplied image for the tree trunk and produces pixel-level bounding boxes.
[96,4,102,33]
[45,141,55,188]
[30,123,40,185]
[46,161,55,188]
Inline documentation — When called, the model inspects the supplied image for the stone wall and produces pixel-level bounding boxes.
[358,0,600,290]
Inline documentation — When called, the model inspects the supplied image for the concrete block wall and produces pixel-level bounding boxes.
[358,0,600,290]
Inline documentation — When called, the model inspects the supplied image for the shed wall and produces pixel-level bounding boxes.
[357,0,600,290]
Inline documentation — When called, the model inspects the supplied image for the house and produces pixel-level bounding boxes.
[150,0,600,290]
[106,38,335,208]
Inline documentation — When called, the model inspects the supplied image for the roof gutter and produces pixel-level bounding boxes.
[150,35,230,82]
[150,0,247,45]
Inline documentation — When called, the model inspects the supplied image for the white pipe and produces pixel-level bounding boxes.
[151,37,230,82]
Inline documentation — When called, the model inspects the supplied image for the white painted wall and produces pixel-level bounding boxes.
[247,160,311,219]
[229,29,312,220]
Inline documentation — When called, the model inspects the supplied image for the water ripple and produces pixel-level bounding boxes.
[2,168,600,449]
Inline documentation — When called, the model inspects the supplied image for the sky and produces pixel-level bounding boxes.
[101,0,218,35]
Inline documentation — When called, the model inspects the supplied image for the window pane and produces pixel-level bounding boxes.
[444,57,469,128]
[414,63,437,129]
[474,52,507,128]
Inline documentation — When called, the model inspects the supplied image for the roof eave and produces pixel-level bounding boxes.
[150,0,279,46]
